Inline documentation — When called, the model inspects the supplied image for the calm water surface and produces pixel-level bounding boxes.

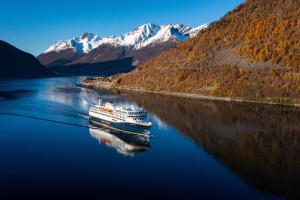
[0,77,299,200]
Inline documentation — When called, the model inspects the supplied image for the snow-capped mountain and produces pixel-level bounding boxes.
[38,23,208,67]
[44,23,207,54]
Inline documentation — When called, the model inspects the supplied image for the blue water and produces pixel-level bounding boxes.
[0,77,299,200]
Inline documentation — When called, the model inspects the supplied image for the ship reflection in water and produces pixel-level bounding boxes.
[89,127,150,156]
[1,78,300,199]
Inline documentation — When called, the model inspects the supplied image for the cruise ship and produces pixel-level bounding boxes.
[89,100,152,134]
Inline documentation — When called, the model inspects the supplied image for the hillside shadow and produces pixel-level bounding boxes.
[127,92,300,200]
[50,57,134,77]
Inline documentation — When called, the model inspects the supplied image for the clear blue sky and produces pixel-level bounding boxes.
[0,0,244,56]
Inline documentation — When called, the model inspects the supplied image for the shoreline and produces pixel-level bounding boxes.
[80,78,300,108]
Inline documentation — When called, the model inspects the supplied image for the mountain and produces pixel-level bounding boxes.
[110,0,300,104]
[0,40,53,79]
[50,57,134,77]
[37,23,208,67]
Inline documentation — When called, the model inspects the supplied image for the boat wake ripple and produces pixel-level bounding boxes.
[0,112,94,129]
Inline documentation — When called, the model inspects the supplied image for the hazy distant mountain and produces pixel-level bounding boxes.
[37,23,208,67]
[50,57,134,77]
[0,40,53,79]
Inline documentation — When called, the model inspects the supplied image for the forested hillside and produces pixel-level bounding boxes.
[112,0,300,104]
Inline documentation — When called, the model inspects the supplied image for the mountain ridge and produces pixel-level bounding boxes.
[37,23,208,66]
[98,0,300,104]
[0,40,53,79]
[43,23,208,54]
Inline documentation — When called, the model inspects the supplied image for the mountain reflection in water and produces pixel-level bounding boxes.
[89,127,150,156]
[126,92,300,199]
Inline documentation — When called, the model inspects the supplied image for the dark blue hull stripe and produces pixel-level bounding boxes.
[89,116,150,134]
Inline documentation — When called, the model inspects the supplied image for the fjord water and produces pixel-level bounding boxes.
[0,77,299,200]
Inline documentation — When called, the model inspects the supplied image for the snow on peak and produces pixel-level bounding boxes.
[43,23,208,54]
[188,24,209,37]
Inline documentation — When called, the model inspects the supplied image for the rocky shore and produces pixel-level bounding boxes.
[80,77,300,108]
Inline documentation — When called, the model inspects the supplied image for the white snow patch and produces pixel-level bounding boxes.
[43,23,208,54]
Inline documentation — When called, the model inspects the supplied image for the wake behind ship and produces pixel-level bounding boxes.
[89,100,152,134]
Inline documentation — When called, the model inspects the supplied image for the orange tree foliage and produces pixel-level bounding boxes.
[113,0,300,103]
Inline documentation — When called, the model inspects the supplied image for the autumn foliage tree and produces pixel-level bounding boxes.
[112,0,300,104]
